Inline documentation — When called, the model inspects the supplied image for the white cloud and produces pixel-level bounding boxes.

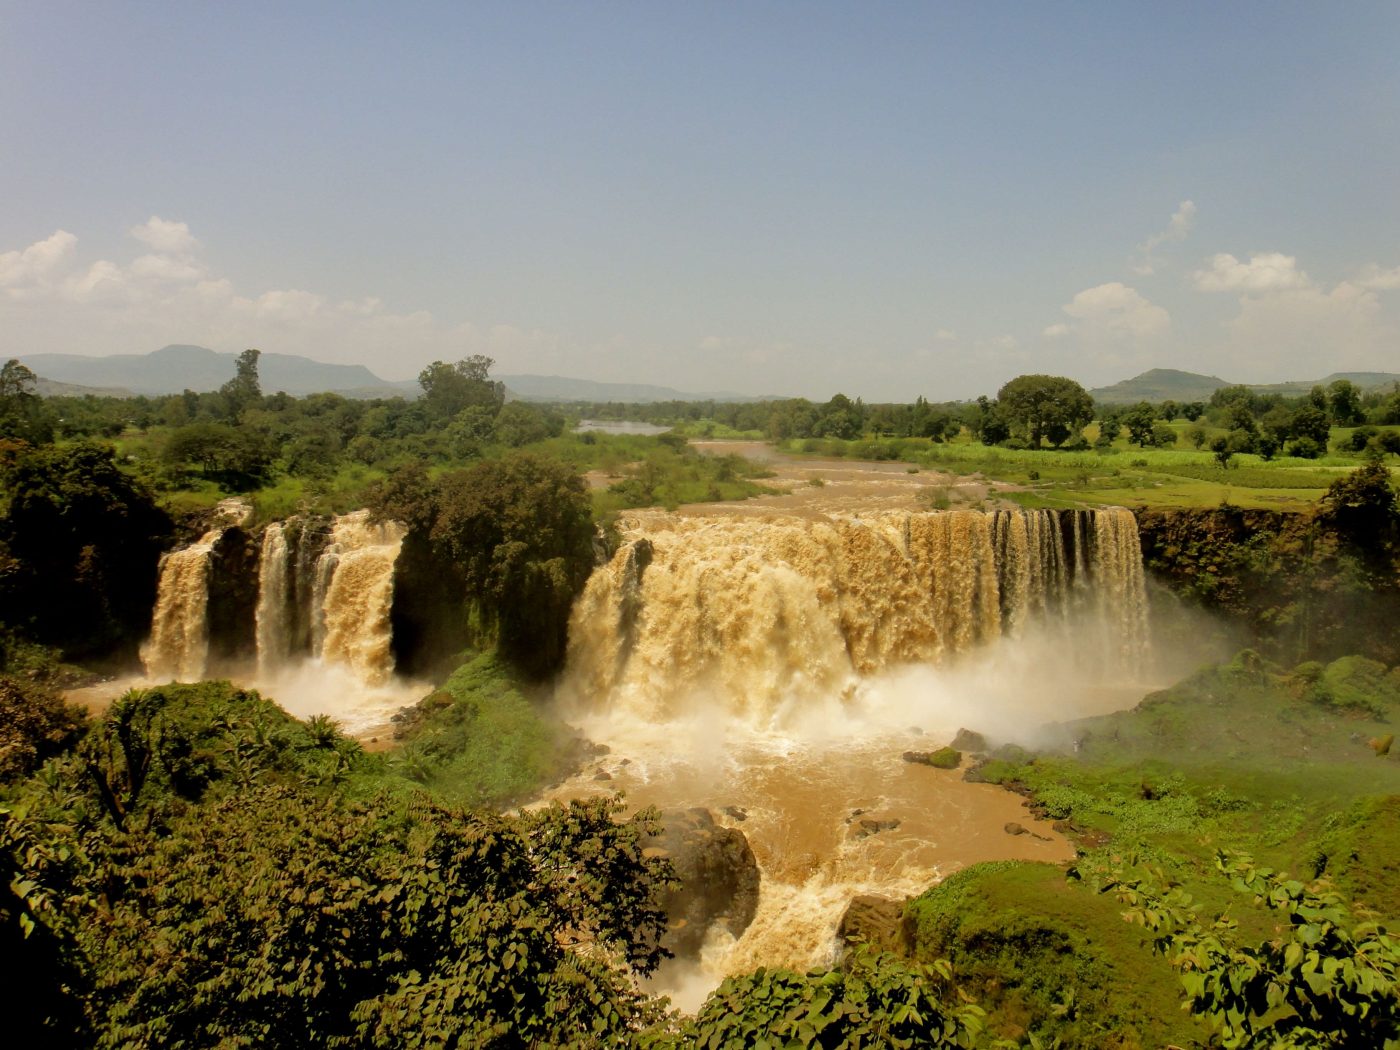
[934,328,957,341]
[129,216,199,256]
[0,223,522,379]
[1131,200,1196,275]
[1356,264,1400,291]
[1218,280,1391,371]
[0,230,78,293]
[1042,322,1070,338]
[1060,282,1171,340]
[1192,251,1310,293]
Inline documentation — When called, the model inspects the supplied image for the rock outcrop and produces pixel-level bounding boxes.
[837,894,913,955]
[645,807,760,958]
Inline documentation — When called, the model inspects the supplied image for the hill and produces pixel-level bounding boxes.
[1089,369,1229,404]
[1093,367,1400,404]
[19,345,404,398]
[33,377,135,398]
[16,346,778,403]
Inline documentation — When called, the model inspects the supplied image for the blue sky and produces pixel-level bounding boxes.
[3,2,1398,399]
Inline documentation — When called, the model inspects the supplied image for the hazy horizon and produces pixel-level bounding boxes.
[3,3,1399,401]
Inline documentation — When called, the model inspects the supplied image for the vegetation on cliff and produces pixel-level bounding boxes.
[1,681,673,1047]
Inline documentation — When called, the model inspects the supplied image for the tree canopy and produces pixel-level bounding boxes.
[995,374,1093,448]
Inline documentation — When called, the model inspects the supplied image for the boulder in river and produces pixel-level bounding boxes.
[902,746,961,769]
[645,807,760,958]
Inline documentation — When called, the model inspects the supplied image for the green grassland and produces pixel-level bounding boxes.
[905,652,1400,1045]
[780,428,1396,511]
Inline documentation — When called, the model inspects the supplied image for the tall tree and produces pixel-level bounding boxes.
[218,348,262,421]
[995,374,1093,448]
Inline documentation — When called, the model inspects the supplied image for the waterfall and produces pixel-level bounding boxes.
[142,529,223,681]
[312,510,406,685]
[564,508,1150,720]
[255,522,292,672]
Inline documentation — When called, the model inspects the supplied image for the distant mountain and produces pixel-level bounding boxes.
[497,374,776,404]
[1089,369,1229,404]
[1250,372,1400,396]
[33,376,135,398]
[1092,368,1400,404]
[19,345,405,398]
[16,346,780,403]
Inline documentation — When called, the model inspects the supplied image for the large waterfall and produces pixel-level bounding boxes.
[550,506,1154,1006]
[564,507,1149,722]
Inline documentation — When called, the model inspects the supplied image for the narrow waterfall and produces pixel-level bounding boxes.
[255,522,292,672]
[141,529,224,681]
[564,507,1150,720]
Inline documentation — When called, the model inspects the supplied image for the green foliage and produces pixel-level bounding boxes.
[0,359,55,442]
[0,440,173,659]
[996,374,1094,449]
[370,452,596,676]
[905,861,1209,1048]
[0,676,86,783]
[218,347,262,422]
[417,354,505,422]
[1111,851,1400,1048]
[2,684,674,1047]
[386,652,574,807]
[76,682,363,827]
[674,950,988,1049]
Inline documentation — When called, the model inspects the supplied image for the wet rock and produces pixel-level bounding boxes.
[722,805,748,822]
[902,746,961,769]
[854,818,901,839]
[646,808,760,959]
[592,770,613,781]
[1004,822,1028,836]
[950,728,988,753]
[838,895,913,955]
[845,807,867,823]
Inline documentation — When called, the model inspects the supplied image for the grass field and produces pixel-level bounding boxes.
[777,430,1393,511]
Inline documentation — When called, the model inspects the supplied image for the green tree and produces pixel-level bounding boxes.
[418,355,505,422]
[995,374,1093,448]
[1328,379,1365,426]
[0,359,54,443]
[0,442,172,659]
[218,348,262,421]
[1121,402,1158,447]
[372,453,596,676]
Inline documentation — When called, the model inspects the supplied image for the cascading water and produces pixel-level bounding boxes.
[550,506,1154,1008]
[311,510,406,686]
[141,528,224,681]
[143,509,420,733]
[564,508,1149,722]
[248,509,416,730]
[255,521,292,672]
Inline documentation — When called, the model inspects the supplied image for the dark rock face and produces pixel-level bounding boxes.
[645,808,760,959]
[837,894,912,955]
[388,527,473,679]
[951,728,988,753]
[205,527,259,673]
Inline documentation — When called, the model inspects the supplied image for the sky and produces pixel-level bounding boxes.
[2,2,1398,401]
